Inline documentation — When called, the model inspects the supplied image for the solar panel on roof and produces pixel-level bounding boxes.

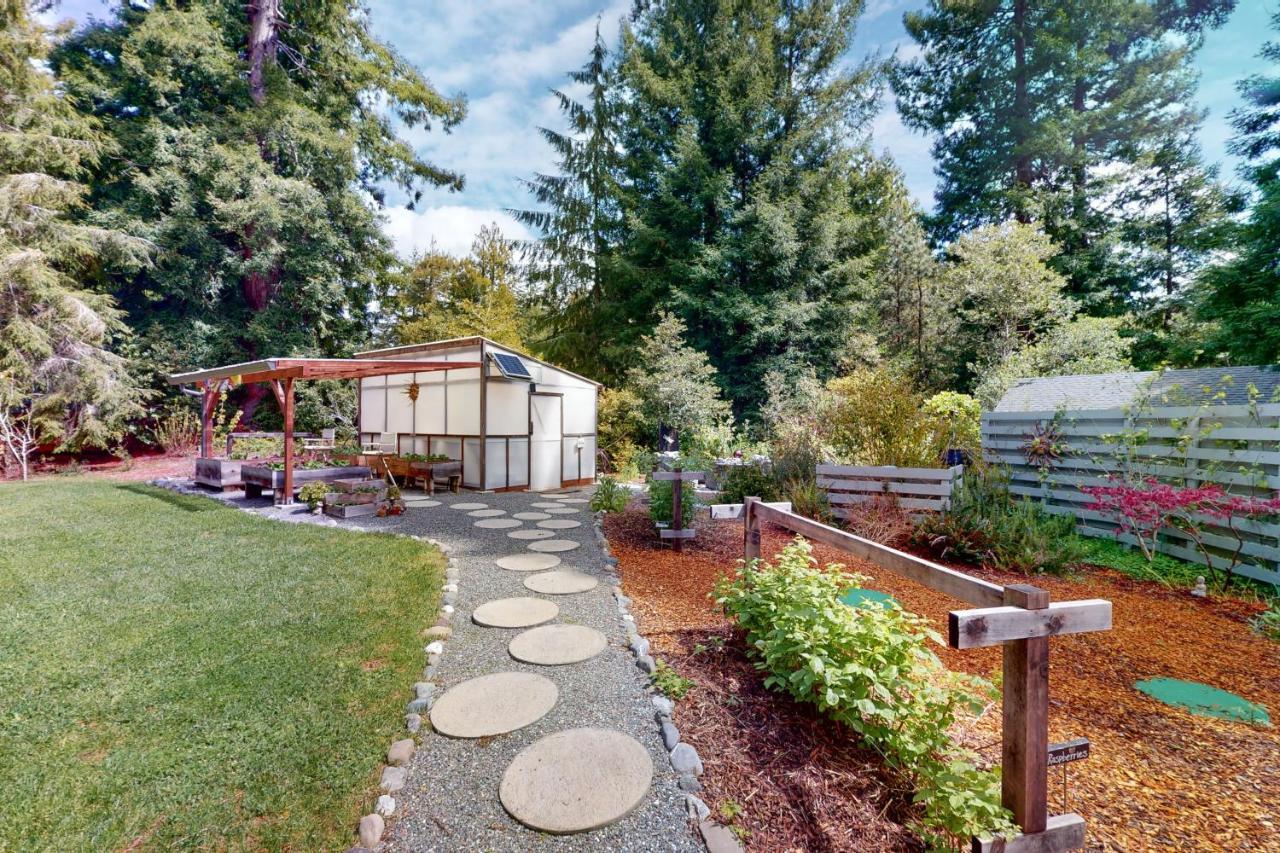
[490,352,533,380]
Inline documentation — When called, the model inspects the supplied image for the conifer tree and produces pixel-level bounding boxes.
[1,0,147,478]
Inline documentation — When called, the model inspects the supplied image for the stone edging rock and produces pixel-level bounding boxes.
[593,509,743,853]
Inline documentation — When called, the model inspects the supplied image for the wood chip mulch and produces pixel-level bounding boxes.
[606,505,1280,852]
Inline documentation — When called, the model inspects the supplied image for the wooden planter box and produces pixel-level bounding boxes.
[194,457,243,490]
[408,460,462,495]
[330,478,386,494]
[324,501,381,519]
[241,464,372,499]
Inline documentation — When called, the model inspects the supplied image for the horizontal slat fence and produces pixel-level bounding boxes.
[817,464,964,516]
[982,403,1280,586]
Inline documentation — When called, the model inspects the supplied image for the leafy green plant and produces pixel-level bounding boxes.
[297,481,329,510]
[230,436,283,460]
[913,468,1083,575]
[1250,601,1280,641]
[590,476,630,513]
[648,479,696,527]
[714,539,1013,845]
[922,391,981,453]
[650,658,694,699]
[385,484,401,501]
[718,462,779,504]
[155,405,200,454]
[826,367,948,467]
[781,476,831,523]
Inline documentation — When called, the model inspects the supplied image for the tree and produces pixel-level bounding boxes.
[390,225,525,349]
[868,195,945,387]
[936,222,1074,389]
[511,22,626,380]
[974,316,1132,408]
[1195,10,1280,365]
[624,312,731,441]
[1,0,147,478]
[614,0,889,416]
[893,0,1235,308]
[52,0,465,420]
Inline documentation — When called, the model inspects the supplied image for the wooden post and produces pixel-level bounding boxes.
[672,464,684,553]
[200,381,217,458]
[743,496,761,564]
[280,378,295,506]
[1002,583,1050,834]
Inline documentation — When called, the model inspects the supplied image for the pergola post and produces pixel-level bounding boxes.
[270,378,295,505]
[200,381,218,458]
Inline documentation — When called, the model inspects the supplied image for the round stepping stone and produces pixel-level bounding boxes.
[524,570,598,595]
[404,499,441,508]
[529,502,564,509]
[543,506,580,515]
[450,502,489,511]
[473,597,559,628]
[509,529,555,540]
[1135,677,1270,725]
[513,512,552,521]
[537,518,582,530]
[476,518,523,529]
[496,553,562,572]
[430,673,558,738]
[509,624,607,665]
[500,728,653,834]
[528,539,580,553]
[469,508,507,517]
[555,497,589,504]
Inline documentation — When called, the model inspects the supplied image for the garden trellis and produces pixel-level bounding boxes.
[982,402,1280,587]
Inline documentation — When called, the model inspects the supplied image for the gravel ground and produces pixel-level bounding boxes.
[344,489,702,853]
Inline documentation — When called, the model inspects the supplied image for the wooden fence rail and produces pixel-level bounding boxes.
[982,405,1280,586]
[738,497,1111,852]
[817,464,964,515]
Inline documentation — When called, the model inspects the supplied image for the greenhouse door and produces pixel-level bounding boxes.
[530,394,563,492]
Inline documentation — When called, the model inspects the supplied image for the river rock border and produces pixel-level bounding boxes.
[592,508,743,853]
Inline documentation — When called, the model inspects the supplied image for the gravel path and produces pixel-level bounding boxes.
[348,489,702,853]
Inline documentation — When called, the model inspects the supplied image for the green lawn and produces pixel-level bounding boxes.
[0,480,443,850]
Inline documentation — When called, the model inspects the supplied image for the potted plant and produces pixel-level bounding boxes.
[298,481,329,514]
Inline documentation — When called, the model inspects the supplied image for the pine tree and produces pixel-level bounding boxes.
[0,0,147,478]
[893,0,1234,308]
[869,195,944,387]
[1196,10,1280,365]
[614,0,888,416]
[511,22,625,379]
[51,0,465,419]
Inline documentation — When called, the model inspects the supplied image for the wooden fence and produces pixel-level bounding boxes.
[817,464,964,516]
[738,498,1111,851]
[982,403,1280,587]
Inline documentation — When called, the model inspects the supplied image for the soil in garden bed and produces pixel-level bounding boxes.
[607,505,1280,853]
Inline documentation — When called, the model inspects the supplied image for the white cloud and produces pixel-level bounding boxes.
[872,106,936,209]
[381,205,533,258]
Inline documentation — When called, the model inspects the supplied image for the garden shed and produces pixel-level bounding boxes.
[354,337,600,492]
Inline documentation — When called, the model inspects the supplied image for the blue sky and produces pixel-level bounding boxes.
[47,0,1278,256]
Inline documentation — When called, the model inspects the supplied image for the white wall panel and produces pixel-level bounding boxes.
[507,439,529,487]
[485,439,507,490]
[463,438,482,488]
[446,371,481,435]
[359,378,386,434]
[430,437,461,462]
[415,382,446,434]
[486,380,528,436]
[385,379,414,434]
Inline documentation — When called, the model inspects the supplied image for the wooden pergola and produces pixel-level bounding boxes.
[168,357,481,503]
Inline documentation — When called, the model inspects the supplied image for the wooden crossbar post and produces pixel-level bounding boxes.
[1002,583,1050,835]
[279,377,295,506]
[672,465,684,553]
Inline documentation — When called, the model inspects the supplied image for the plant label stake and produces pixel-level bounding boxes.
[1048,738,1090,813]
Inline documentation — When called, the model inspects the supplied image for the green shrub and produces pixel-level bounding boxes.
[229,436,282,460]
[648,478,696,527]
[590,477,630,513]
[781,477,832,523]
[650,658,694,699]
[297,481,329,510]
[714,539,1013,845]
[719,463,779,504]
[922,391,981,453]
[826,367,947,467]
[913,468,1083,575]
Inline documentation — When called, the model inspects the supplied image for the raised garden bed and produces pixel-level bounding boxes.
[241,464,372,499]
[193,457,243,491]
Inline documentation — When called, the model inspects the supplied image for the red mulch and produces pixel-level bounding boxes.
[608,506,1280,852]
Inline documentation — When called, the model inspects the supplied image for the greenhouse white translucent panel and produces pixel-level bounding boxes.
[485,439,507,490]
[359,378,387,434]
[463,438,482,488]
[562,435,595,482]
[431,437,461,462]
[530,394,563,491]
[561,387,596,435]
[415,382,446,434]
[508,438,529,487]
[446,372,481,435]
[487,380,528,436]
[386,379,414,433]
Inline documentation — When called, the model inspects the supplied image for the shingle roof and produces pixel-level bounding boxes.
[994,366,1280,412]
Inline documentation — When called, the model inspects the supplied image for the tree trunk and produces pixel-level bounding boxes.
[1012,0,1032,221]
[247,0,281,105]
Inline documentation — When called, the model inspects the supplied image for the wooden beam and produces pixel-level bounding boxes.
[659,528,697,540]
[754,503,1006,607]
[947,600,1112,649]
[1002,584,1050,835]
[743,497,761,563]
[651,470,704,481]
[709,501,791,520]
[200,381,218,458]
[971,813,1086,853]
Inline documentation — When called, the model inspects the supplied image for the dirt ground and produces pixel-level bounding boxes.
[608,506,1280,852]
